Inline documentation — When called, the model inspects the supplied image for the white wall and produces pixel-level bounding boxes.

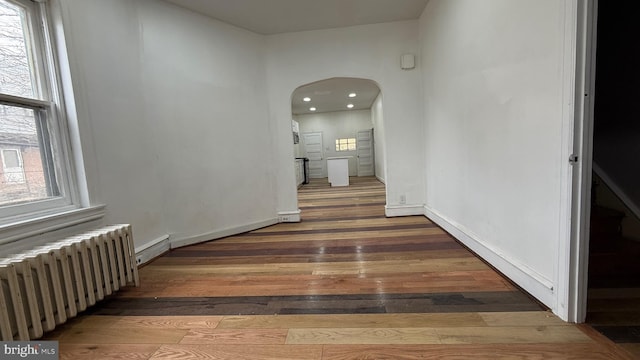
[419,0,573,313]
[266,21,425,216]
[58,0,277,250]
[371,93,386,183]
[296,109,373,177]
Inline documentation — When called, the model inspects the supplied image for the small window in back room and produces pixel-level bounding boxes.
[335,138,356,152]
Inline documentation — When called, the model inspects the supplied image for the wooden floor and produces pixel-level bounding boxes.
[45,177,633,359]
[587,235,640,359]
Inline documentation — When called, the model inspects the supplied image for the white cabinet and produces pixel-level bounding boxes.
[327,157,351,187]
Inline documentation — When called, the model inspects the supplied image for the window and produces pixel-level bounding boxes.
[335,138,356,152]
[0,0,75,219]
[2,148,25,183]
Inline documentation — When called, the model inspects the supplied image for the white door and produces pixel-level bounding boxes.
[302,132,324,178]
[357,129,374,177]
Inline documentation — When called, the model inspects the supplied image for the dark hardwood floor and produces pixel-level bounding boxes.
[44,177,633,359]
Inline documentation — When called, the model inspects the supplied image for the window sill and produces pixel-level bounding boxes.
[0,204,106,246]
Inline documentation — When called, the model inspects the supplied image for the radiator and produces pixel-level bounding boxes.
[0,224,139,341]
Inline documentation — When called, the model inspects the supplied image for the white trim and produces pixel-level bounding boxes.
[170,218,279,249]
[425,206,555,308]
[278,210,301,223]
[375,175,385,184]
[135,234,170,266]
[556,0,597,324]
[385,204,424,217]
[0,93,53,109]
[0,204,105,245]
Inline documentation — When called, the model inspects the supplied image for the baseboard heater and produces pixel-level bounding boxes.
[0,224,139,341]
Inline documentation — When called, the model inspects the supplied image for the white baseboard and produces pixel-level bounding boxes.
[135,234,170,266]
[278,210,301,223]
[385,204,424,217]
[170,218,278,249]
[376,175,386,184]
[424,206,555,309]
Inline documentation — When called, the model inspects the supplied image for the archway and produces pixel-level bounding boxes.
[289,77,386,206]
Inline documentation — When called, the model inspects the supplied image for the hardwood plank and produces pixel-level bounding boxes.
[435,326,592,344]
[287,326,592,345]
[148,344,322,360]
[321,344,629,360]
[287,328,441,345]
[139,258,490,277]
[151,249,475,266]
[56,328,189,344]
[112,316,224,329]
[217,313,487,329]
[87,291,541,316]
[59,344,160,360]
[479,311,569,327]
[180,329,288,345]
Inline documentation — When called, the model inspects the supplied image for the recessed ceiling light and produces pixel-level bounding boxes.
[310,107,317,111]
[347,104,354,109]
[303,97,311,102]
[348,93,357,98]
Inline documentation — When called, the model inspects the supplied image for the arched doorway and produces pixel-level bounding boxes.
[290,77,386,194]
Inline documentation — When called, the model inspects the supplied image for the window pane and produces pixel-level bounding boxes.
[2,149,19,167]
[0,0,37,98]
[0,104,54,206]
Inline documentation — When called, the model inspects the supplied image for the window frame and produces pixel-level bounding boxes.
[0,0,79,225]
[335,137,357,152]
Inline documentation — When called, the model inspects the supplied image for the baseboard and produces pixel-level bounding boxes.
[278,210,301,223]
[135,234,170,266]
[376,175,386,184]
[385,204,424,217]
[170,218,279,249]
[424,206,555,309]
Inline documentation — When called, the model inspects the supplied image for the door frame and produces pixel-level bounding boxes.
[561,0,598,323]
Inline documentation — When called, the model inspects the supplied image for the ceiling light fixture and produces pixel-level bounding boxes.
[310,107,317,111]
[303,97,311,102]
[347,104,354,109]
[348,93,357,98]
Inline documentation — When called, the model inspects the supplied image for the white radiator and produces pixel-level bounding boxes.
[0,224,139,341]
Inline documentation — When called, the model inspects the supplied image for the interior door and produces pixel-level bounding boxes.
[357,129,374,177]
[302,132,324,178]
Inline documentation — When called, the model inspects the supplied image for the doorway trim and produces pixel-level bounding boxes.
[561,0,598,323]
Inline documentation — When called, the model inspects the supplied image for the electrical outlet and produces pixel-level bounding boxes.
[279,216,290,222]
[400,194,406,204]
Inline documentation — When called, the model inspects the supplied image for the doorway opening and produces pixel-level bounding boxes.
[585,1,640,354]
[290,78,385,204]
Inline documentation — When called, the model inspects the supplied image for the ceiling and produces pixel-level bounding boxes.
[164,0,425,114]
[165,0,430,35]
[292,78,380,115]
